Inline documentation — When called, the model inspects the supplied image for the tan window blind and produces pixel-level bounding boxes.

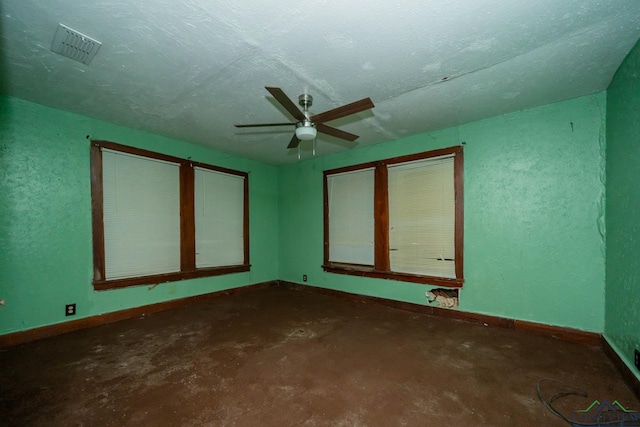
[388,156,455,278]
[194,168,245,268]
[102,149,181,279]
[327,168,375,265]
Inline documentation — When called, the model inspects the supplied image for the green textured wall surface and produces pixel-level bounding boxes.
[0,95,279,335]
[605,39,640,380]
[279,93,606,332]
[0,91,608,336]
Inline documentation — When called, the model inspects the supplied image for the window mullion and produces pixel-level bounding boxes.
[180,163,196,272]
[243,177,250,266]
[454,152,464,280]
[374,163,390,271]
[90,144,106,282]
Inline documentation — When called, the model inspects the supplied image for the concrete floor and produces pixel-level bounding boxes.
[1,286,638,426]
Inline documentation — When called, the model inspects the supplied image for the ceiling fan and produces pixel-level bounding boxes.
[234,86,374,149]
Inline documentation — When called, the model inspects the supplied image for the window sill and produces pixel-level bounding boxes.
[322,263,463,288]
[93,264,251,291]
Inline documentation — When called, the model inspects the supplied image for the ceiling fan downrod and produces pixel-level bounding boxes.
[298,93,313,113]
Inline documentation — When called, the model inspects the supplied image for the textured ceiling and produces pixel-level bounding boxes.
[1,1,639,164]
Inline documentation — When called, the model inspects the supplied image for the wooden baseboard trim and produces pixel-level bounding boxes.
[602,336,640,400]
[0,279,603,350]
[0,281,278,348]
[280,281,601,347]
[513,319,601,347]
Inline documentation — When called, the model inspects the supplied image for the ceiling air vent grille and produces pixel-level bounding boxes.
[51,23,102,65]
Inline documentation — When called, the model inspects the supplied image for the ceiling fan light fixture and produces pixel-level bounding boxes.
[295,124,317,140]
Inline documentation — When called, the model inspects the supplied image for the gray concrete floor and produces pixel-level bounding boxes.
[1,286,638,426]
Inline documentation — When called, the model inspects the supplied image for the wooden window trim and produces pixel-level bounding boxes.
[322,145,464,288]
[90,140,250,291]
[374,163,389,271]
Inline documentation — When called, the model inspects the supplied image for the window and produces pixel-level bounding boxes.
[91,141,249,290]
[194,167,245,268]
[323,146,463,287]
[327,167,375,265]
[101,149,181,280]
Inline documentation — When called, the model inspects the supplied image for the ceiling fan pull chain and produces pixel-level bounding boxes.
[298,143,301,160]
[313,138,316,157]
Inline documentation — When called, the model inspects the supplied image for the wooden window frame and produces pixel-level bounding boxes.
[90,140,250,291]
[322,145,464,288]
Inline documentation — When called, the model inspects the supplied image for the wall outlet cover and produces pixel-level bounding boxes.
[65,303,76,316]
[635,349,640,370]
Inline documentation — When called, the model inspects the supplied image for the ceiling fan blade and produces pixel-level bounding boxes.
[316,123,359,141]
[265,86,306,122]
[311,97,374,124]
[234,122,294,128]
[287,134,300,149]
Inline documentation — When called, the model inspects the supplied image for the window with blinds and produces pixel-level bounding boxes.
[388,156,455,278]
[102,149,181,279]
[327,168,375,265]
[194,168,245,268]
[323,146,463,287]
[91,141,250,290]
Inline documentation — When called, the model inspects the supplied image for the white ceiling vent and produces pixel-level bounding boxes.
[51,23,102,65]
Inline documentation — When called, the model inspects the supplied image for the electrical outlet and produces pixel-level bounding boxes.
[303,274,307,282]
[65,303,76,316]
[635,349,640,370]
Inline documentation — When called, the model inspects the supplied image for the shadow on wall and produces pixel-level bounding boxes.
[0,1,9,131]
[0,1,10,318]
[0,0,9,174]
[0,1,6,96]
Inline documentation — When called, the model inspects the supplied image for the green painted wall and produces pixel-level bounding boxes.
[0,95,279,335]
[0,91,610,336]
[605,39,640,380]
[279,93,606,332]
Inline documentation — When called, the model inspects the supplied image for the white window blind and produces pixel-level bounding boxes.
[194,168,245,268]
[102,149,181,279]
[327,168,375,265]
[388,156,455,278]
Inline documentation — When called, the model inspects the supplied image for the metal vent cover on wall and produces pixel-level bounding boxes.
[51,23,102,65]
